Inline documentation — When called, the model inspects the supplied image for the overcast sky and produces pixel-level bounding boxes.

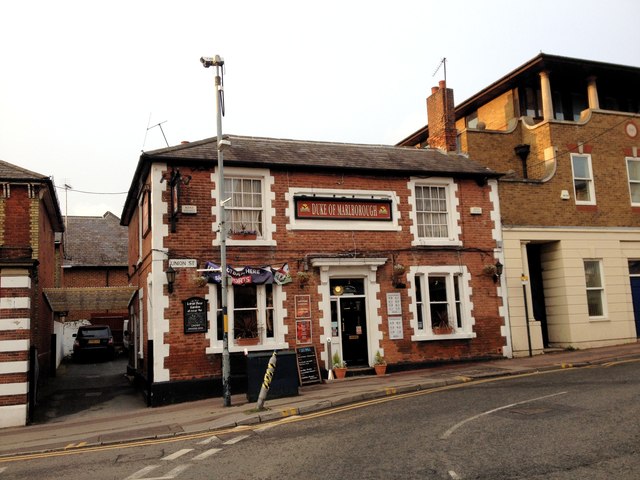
[1,0,639,217]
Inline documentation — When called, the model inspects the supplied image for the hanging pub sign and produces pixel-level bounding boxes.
[204,262,292,286]
[294,196,393,221]
[183,297,208,334]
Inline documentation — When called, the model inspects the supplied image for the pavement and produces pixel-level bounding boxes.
[1,341,639,458]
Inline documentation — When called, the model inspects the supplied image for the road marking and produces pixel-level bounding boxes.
[192,448,221,460]
[161,449,193,461]
[223,434,250,445]
[440,391,568,439]
[125,464,191,480]
[603,358,640,368]
[197,435,220,445]
[64,442,87,449]
[448,470,461,479]
[0,367,586,464]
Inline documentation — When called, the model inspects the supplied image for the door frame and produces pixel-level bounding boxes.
[331,282,368,367]
[312,257,386,370]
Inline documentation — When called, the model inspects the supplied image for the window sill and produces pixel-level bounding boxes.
[220,238,277,247]
[588,316,609,323]
[411,332,476,342]
[411,239,462,247]
[207,341,288,354]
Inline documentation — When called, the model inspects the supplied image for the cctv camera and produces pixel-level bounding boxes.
[200,55,224,68]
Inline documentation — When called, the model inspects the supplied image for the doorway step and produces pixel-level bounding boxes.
[344,366,375,378]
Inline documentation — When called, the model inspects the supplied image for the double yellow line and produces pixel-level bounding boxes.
[2,358,638,464]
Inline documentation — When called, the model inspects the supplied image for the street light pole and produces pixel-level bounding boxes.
[201,55,231,406]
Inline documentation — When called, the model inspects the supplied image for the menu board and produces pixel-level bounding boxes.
[183,297,208,333]
[295,345,322,385]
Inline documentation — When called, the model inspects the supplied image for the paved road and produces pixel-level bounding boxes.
[33,355,143,424]
[5,359,638,479]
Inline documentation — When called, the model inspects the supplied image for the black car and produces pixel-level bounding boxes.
[73,325,115,360]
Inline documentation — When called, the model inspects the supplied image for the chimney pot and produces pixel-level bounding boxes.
[439,80,446,89]
[431,86,439,94]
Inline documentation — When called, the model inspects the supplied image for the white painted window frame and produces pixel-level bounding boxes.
[408,177,461,246]
[408,265,475,341]
[584,259,607,319]
[571,153,596,205]
[625,156,640,206]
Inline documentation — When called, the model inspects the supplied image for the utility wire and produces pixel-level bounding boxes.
[54,185,128,195]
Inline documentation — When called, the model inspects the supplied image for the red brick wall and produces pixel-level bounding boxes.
[4,186,31,246]
[153,165,504,380]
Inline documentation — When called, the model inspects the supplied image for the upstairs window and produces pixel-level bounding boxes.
[571,154,596,205]
[626,157,640,206]
[224,177,263,236]
[409,177,461,246]
[416,185,449,239]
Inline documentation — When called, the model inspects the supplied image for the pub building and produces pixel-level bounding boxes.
[121,134,508,405]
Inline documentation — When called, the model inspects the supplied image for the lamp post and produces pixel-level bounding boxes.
[201,54,231,406]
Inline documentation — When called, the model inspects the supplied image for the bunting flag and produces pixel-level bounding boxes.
[273,263,292,285]
[204,261,291,286]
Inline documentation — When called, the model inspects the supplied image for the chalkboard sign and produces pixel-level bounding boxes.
[296,346,322,385]
[183,297,208,334]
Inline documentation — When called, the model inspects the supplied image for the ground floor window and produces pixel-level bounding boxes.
[214,283,276,345]
[411,266,471,338]
[584,259,606,318]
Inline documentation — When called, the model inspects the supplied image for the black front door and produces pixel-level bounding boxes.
[340,297,367,367]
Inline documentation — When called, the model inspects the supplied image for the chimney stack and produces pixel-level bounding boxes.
[426,80,457,152]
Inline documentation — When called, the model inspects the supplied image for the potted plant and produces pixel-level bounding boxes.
[234,314,261,346]
[392,263,406,288]
[373,350,387,375]
[193,275,208,288]
[332,351,347,379]
[432,310,454,335]
[297,271,311,287]
[229,224,258,240]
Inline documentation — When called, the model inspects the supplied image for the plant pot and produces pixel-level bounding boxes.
[433,326,454,335]
[333,367,347,379]
[230,233,257,240]
[374,364,387,376]
[236,337,260,346]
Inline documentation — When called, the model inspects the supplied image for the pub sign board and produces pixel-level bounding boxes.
[294,196,392,221]
[183,297,208,334]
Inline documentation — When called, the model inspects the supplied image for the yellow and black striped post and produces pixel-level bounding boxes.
[256,350,277,411]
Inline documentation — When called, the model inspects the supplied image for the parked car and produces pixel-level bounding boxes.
[73,325,115,360]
